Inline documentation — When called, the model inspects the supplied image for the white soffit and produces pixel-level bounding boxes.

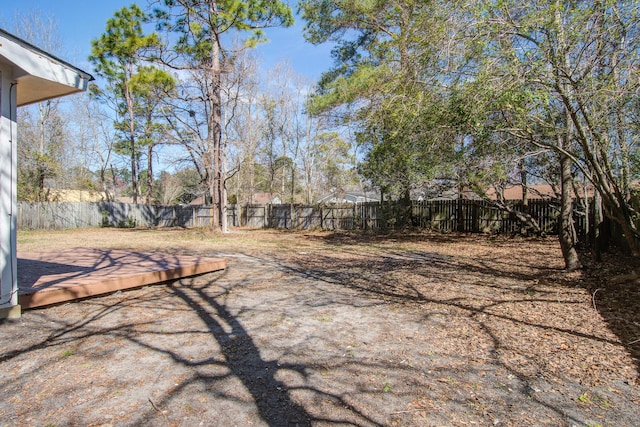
[0,28,93,106]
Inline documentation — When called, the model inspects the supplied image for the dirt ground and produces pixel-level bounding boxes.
[1,228,639,427]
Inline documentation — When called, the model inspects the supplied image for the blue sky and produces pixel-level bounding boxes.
[0,0,334,83]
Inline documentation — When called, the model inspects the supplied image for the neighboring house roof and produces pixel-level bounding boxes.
[486,184,595,201]
[486,184,556,201]
[241,193,282,205]
[188,196,206,206]
[0,28,94,106]
[317,190,380,204]
[115,196,136,204]
[487,184,594,200]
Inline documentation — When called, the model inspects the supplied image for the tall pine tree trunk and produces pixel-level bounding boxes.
[126,84,138,205]
[210,0,225,230]
[146,143,153,205]
[129,134,138,204]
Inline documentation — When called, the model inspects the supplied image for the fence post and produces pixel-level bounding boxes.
[266,204,270,228]
[456,198,463,232]
[353,203,357,230]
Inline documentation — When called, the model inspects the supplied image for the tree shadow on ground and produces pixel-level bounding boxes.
[149,271,385,427]
[577,249,640,383]
[300,230,640,379]
[166,278,313,427]
[262,234,639,424]
[304,228,550,247]
[1,274,386,426]
[3,230,638,425]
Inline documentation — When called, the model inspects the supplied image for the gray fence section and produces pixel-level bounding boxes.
[17,202,241,230]
[18,202,105,230]
[17,199,578,236]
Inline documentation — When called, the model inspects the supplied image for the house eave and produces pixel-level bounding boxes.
[0,27,94,106]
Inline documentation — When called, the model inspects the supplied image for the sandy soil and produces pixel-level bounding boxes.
[1,228,638,426]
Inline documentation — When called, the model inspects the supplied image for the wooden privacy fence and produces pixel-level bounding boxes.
[17,202,241,230]
[256,199,580,235]
[17,199,584,236]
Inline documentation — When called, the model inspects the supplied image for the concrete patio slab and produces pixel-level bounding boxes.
[17,248,226,309]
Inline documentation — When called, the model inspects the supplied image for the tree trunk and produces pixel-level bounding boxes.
[559,151,581,270]
[130,134,138,204]
[220,138,228,233]
[592,190,608,262]
[611,202,640,257]
[210,0,224,229]
[520,159,528,207]
[146,143,153,205]
[554,3,580,270]
[125,78,138,204]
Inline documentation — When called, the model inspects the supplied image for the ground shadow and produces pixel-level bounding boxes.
[168,279,314,427]
[303,230,640,378]
[8,247,383,425]
[578,249,640,382]
[139,271,385,427]
[260,232,639,424]
[4,230,638,425]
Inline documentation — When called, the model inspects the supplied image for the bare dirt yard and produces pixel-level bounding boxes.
[1,228,639,426]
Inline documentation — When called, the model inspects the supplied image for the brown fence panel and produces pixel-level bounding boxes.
[17,199,589,238]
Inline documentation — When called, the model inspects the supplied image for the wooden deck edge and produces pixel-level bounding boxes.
[19,258,226,309]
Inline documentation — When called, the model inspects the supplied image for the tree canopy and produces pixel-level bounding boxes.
[89,4,164,204]
[300,0,640,265]
[151,0,294,229]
